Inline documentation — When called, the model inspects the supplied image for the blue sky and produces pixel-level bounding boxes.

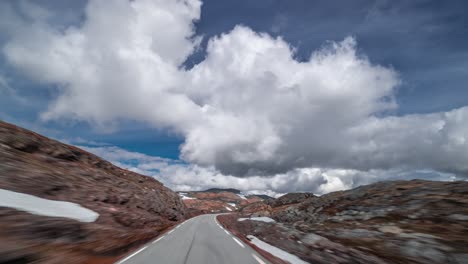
[0,0,467,194]
[196,0,468,114]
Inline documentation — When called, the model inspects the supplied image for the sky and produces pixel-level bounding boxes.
[0,0,467,196]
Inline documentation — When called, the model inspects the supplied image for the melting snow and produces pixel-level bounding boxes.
[0,188,99,222]
[238,217,276,223]
[247,235,309,264]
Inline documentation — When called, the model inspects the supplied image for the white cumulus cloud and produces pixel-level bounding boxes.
[1,0,468,182]
[80,145,461,197]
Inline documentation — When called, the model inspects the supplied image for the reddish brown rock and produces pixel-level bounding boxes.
[0,121,188,263]
[240,202,272,217]
[179,190,264,214]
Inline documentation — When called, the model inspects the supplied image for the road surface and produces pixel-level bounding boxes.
[116,214,270,264]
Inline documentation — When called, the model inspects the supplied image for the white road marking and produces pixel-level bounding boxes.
[117,246,147,263]
[117,217,198,262]
[224,230,230,235]
[252,254,267,264]
[152,236,164,244]
[232,237,245,248]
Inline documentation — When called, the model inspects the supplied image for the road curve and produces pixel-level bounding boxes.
[116,214,270,264]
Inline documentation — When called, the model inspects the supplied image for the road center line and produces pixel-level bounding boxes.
[252,254,267,264]
[117,246,147,263]
[232,237,245,248]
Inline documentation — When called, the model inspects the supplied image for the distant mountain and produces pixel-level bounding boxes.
[248,194,274,200]
[0,120,188,263]
[200,188,241,194]
[196,189,274,201]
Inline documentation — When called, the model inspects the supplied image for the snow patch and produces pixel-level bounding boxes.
[179,193,195,200]
[225,206,233,211]
[237,194,247,200]
[238,217,276,223]
[0,189,99,222]
[247,235,309,264]
[227,202,237,208]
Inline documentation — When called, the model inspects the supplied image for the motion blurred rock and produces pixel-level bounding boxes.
[221,180,468,264]
[0,120,188,263]
[240,202,272,217]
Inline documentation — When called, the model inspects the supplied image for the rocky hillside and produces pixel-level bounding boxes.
[0,121,188,263]
[178,189,272,215]
[220,180,468,264]
[268,192,315,207]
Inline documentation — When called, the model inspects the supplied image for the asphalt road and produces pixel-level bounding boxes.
[116,214,270,264]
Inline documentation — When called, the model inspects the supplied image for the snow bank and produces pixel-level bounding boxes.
[0,189,99,222]
[238,217,276,223]
[247,235,309,264]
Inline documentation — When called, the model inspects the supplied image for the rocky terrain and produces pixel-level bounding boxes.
[3,119,467,264]
[178,189,273,215]
[220,180,468,264]
[0,121,188,263]
[268,192,316,207]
